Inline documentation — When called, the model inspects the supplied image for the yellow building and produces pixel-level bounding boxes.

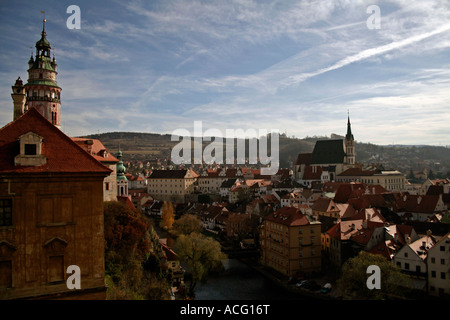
[260,206,321,277]
[147,169,198,203]
[336,167,406,192]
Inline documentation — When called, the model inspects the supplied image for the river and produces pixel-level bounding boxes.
[153,225,302,300]
[195,259,300,300]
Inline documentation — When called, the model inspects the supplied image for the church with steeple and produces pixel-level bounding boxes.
[11,18,61,128]
[294,115,359,186]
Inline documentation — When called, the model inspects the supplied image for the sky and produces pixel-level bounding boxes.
[0,0,449,146]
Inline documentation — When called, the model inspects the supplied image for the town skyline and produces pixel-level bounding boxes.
[1,0,450,146]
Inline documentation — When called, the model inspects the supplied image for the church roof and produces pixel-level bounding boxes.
[311,139,346,165]
[0,108,112,175]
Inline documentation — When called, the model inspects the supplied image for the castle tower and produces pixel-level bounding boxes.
[13,19,62,128]
[345,113,355,165]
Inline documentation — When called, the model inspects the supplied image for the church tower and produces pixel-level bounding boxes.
[13,19,62,128]
[116,148,129,197]
[345,113,355,165]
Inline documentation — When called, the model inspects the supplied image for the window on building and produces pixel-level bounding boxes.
[24,144,37,155]
[431,270,436,278]
[0,199,12,226]
[48,255,64,283]
[441,272,446,280]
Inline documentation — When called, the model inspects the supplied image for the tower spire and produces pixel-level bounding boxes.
[41,11,46,37]
[344,111,355,166]
[346,110,354,141]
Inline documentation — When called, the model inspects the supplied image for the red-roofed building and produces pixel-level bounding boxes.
[394,194,447,221]
[260,206,321,276]
[336,167,406,192]
[71,137,118,201]
[324,219,385,267]
[147,169,198,203]
[0,108,111,300]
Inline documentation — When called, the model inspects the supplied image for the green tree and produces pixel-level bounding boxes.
[172,214,203,236]
[175,232,227,298]
[337,251,410,300]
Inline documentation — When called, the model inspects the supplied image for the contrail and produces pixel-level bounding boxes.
[288,23,450,84]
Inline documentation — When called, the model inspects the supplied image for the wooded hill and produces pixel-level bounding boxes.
[82,131,450,178]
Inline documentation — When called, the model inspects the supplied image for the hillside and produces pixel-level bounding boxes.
[82,132,450,178]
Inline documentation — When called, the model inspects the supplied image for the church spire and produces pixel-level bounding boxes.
[345,111,355,166]
[346,111,354,141]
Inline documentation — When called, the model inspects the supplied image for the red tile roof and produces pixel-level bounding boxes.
[0,108,112,175]
[295,153,312,166]
[264,206,314,226]
[334,182,366,203]
[311,197,339,213]
[302,165,323,180]
[71,137,119,163]
[337,167,376,177]
[394,194,442,213]
[368,241,393,260]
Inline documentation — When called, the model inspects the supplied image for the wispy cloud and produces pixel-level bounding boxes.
[287,23,450,86]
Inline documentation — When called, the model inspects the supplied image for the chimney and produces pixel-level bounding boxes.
[362,220,368,229]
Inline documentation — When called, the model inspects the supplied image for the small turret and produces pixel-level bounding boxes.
[11,77,26,120]
[116,147,129,197]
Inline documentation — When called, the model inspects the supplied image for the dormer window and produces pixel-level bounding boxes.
[14,131,47,166]
[25,144,37,155]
